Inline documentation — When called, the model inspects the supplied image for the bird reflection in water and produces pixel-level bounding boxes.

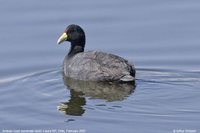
[58,75,136,116]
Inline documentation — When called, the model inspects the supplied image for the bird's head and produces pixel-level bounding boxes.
[57,24,85,47]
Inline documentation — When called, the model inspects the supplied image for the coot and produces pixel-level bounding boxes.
[57,24,135,82]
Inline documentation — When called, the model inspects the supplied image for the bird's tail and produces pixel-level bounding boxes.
[120,75,135,82]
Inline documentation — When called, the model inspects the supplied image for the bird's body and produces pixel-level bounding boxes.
[57,24,135,82]
[63,51,135,82]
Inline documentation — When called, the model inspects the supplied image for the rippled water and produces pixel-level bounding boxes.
[0,0,200,133]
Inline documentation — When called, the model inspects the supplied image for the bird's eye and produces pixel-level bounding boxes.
[67,29,76,34]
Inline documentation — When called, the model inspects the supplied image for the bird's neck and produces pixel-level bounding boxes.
[68,43,85,57]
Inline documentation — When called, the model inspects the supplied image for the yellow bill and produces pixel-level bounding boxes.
[57,32,68,44]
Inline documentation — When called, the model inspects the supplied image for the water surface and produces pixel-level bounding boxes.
[0,0,200,133]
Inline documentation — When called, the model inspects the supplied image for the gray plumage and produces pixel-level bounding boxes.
[57,24,135,82]
[63,51,135,82]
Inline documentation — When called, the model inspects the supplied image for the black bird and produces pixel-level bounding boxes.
[57,24,135,82]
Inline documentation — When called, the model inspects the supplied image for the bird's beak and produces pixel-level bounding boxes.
[57,32,68,44]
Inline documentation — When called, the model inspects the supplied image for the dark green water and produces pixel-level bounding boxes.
[0,0,200,133]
